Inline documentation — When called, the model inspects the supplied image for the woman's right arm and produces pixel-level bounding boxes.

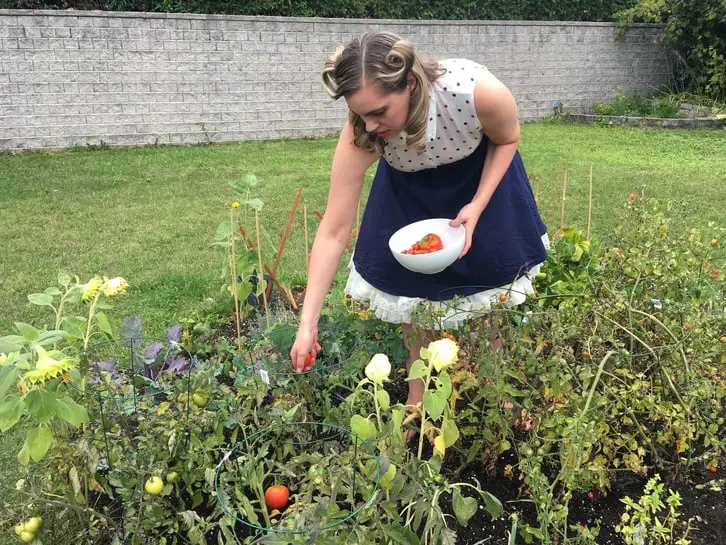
[291,120,380,372]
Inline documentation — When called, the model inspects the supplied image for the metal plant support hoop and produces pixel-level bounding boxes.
[213,421,380,540]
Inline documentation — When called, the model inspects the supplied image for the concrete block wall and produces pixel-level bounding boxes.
[0,10,673,152]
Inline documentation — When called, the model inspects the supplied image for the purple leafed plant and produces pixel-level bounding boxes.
[165,354,190,375]
[87,358,120,384]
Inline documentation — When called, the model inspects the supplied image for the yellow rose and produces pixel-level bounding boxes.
[427,338,459,372]
[365,353,391,385]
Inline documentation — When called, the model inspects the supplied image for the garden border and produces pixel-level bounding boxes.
[566,113,726,129]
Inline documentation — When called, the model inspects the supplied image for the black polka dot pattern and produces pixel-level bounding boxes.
[383,58,485,171]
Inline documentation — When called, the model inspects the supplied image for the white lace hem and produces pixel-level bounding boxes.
[344,234,550,329]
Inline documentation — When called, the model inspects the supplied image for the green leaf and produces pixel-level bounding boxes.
[58,272,71,287]
[242,173,259,188]
[25,388,57,424]
[17,441,30,465]
[0,365,21,399]
[60,316,85,340]
[350,415,377,442]
[0,397,25,432]
[56,396,89,427]
[214,217,232,242]
[441,417,460,448]
[386,523,420,545]
[407,360,428,380]
[437,371,452,398]
[452,488,478,526]
[95,311,113,337]
[26,426,53,461]
[37,330,68,346]
[423,390,446,422]
[28,293,54,306]
[375,388,390,411]
[0,335,25,353]
[245,198,264,211]
[227,181,246,193]
[44,287,62,296]
[14,322,40,343]
[419,347,431,360]
[478,489,504,520]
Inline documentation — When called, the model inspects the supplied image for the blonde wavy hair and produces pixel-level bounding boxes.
[322,31,445,154]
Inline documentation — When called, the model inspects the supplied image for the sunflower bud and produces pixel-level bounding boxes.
[427,338,459,372]
[365,353,391,385]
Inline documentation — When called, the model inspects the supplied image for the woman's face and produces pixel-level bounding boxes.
[346,78,414,139]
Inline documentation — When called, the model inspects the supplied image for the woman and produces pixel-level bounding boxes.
[290,31,548,412]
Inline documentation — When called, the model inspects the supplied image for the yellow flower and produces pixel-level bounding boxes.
[427,338,459,372]
[101,276,128,297]
[365,353,391,385]
[24,345,75,385]
[80,276,103,301]
[232,201,240,208]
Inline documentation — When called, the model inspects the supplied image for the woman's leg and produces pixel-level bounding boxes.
[401,323,431,408]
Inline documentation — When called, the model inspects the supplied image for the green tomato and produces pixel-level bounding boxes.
[166,471,179,484]
[24,517,42,533]
[19,531,35,543]
[192,393,208,408]
[14,524,24,536]
[145,476,164,496]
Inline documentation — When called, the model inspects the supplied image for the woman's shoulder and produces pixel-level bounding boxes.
[432,58,489,95]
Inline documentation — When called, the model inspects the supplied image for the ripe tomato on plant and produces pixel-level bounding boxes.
[264,484,290,510]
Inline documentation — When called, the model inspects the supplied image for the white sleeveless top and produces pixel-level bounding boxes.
[382,58,488,172]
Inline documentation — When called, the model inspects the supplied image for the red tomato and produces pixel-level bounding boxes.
[303,351,315,371]
[402,233,444,255]
[264,484,289,510]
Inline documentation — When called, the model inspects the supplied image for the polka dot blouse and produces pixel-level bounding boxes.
[383,58,487,172]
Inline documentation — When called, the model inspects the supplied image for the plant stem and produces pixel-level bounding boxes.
[417,367,433,460]
[82,293,101,351]
[229,206,242,354]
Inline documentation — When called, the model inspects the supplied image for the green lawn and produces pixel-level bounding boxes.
[0,121,725,538]
[1,122,725,338]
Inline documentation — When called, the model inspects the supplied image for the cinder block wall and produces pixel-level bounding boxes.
[0,10,672,152]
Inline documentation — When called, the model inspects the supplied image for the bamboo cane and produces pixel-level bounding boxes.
[229,207,242,353]
[303,203,309,272]
[265,187,303,299]
[587,165,593,240]
[255,209,270,329]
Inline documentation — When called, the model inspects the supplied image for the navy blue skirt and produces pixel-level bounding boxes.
[352,136,548,301]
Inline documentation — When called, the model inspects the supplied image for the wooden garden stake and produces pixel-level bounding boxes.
[535,175,540,205]
[264,264,297,310]
[587,165,593,240]
[303,203,309,271]
[255,209,270,329]
[265,187,303,299]
[229,207,242,353]
[552,168,568,240]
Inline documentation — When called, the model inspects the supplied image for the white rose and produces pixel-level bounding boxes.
[365,353,391,385]
[427,338,459,372]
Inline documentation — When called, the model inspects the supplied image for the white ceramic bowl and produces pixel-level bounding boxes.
[388,218,465,274]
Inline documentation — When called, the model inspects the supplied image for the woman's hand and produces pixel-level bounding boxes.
[290,325,322,372]
[450,200,486,258]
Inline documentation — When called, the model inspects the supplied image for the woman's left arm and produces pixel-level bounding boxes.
[451,70,521,257]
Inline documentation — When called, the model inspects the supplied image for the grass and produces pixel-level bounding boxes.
[0,121,725,527]
[1,122,725,338]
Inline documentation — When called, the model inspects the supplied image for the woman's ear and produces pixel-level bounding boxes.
[407,73,417,91]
